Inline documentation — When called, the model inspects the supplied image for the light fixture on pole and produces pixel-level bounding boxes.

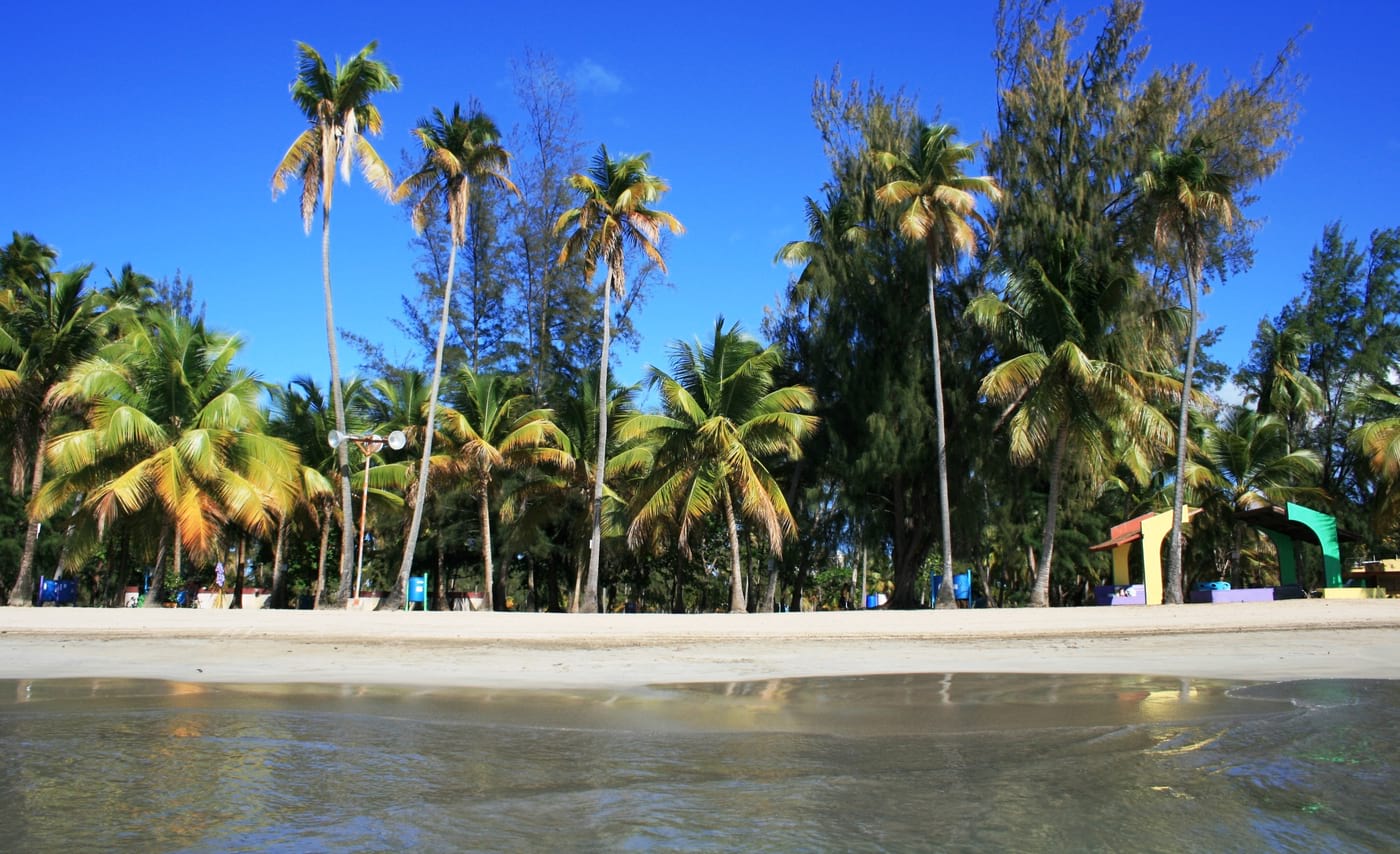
[328,429,407,607]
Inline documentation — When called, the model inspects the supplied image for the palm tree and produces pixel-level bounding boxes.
[269,375,372,605]
[438,367,568,611]
[34,312,297,606]
[774,189,868,297]
[554,145,683,612]
[874,122,1000,607]
[968,241,1180,607]
[0,232,57,290]
[506,374,640,611]
[391,103,519,598]
[362,368,432,607]
[1,257,123,606]
[267,378,338,607]
[1237,318,1322,435]
[1349,383,1400,533]
[272,40,399,605]
[1192,407,1321,586]
[1136,138,1239,604]
[620,319,818,613]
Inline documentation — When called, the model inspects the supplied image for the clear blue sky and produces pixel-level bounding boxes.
[4,1,1397,394]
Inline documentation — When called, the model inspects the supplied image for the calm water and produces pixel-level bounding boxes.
[1,674,1396,852]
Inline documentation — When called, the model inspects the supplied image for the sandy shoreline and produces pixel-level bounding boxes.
[1,599,1398,689]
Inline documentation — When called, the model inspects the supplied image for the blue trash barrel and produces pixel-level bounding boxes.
[932,571,973,601]
[407,576,428,608]
[953,572,971,600]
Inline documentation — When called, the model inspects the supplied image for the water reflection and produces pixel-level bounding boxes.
[1,675,1396,852]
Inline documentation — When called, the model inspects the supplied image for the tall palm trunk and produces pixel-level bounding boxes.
[926,258,957,610]
[1230,520,1246,589]
[319,147,356,608]
[758,464,802,613]
[1166,268,1200,605]
[8,413,51,606]
[145,528,170,608]
[1031,424,1071,608]
[232,537,245,609]
[479,477,496,611]
[269,515,289,609]
[396,240,458,604]
[582,270,614,614]
[314,504,332,608]
[723,490,747,613]
[672,553,686,613]
[570,549,585,613]
[172,537,184,605]
[435,535,447,610]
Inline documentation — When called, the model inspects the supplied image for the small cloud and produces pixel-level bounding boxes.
[573,59,623,95]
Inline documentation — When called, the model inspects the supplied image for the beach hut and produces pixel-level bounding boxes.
[1089,508,1199,605]
[1233,500,1365,599]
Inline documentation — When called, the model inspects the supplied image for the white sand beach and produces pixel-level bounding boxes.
[1,599,1397,689]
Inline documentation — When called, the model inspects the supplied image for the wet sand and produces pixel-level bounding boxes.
[1,599,1397,688]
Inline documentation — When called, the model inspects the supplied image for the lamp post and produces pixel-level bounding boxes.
[328,429,407,607]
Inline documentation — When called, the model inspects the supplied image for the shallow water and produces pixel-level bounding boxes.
[1,674,1396,852]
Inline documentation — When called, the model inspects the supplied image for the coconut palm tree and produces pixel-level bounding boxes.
[267,378,338,607]
[1349,383,1400,533]
[1136,137,1239,604]
[1,257,124,605]
[0,232,57,290]
[968,240,1181,606]
[358,368,433,607]
[774,188,868,297]
[438,367,568,611]
[391,103,519,597]
[272,40,399,605]
[1192,407,1322,586]
[874,122,1000,607]
[620,319,818,613]
[34,312,298,606]
[269,375,384,605]
[502,373,641,611]
[1237,318,1322,437]
[554,145,683,612]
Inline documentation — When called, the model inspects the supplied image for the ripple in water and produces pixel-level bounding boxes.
[1,675,1396,852]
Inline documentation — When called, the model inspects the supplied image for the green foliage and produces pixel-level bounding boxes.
[35,311,298,602]
[775,70,1001,610]
[621,319,817,613]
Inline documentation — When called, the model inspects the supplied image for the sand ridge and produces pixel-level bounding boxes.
[1,599,1397,689]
